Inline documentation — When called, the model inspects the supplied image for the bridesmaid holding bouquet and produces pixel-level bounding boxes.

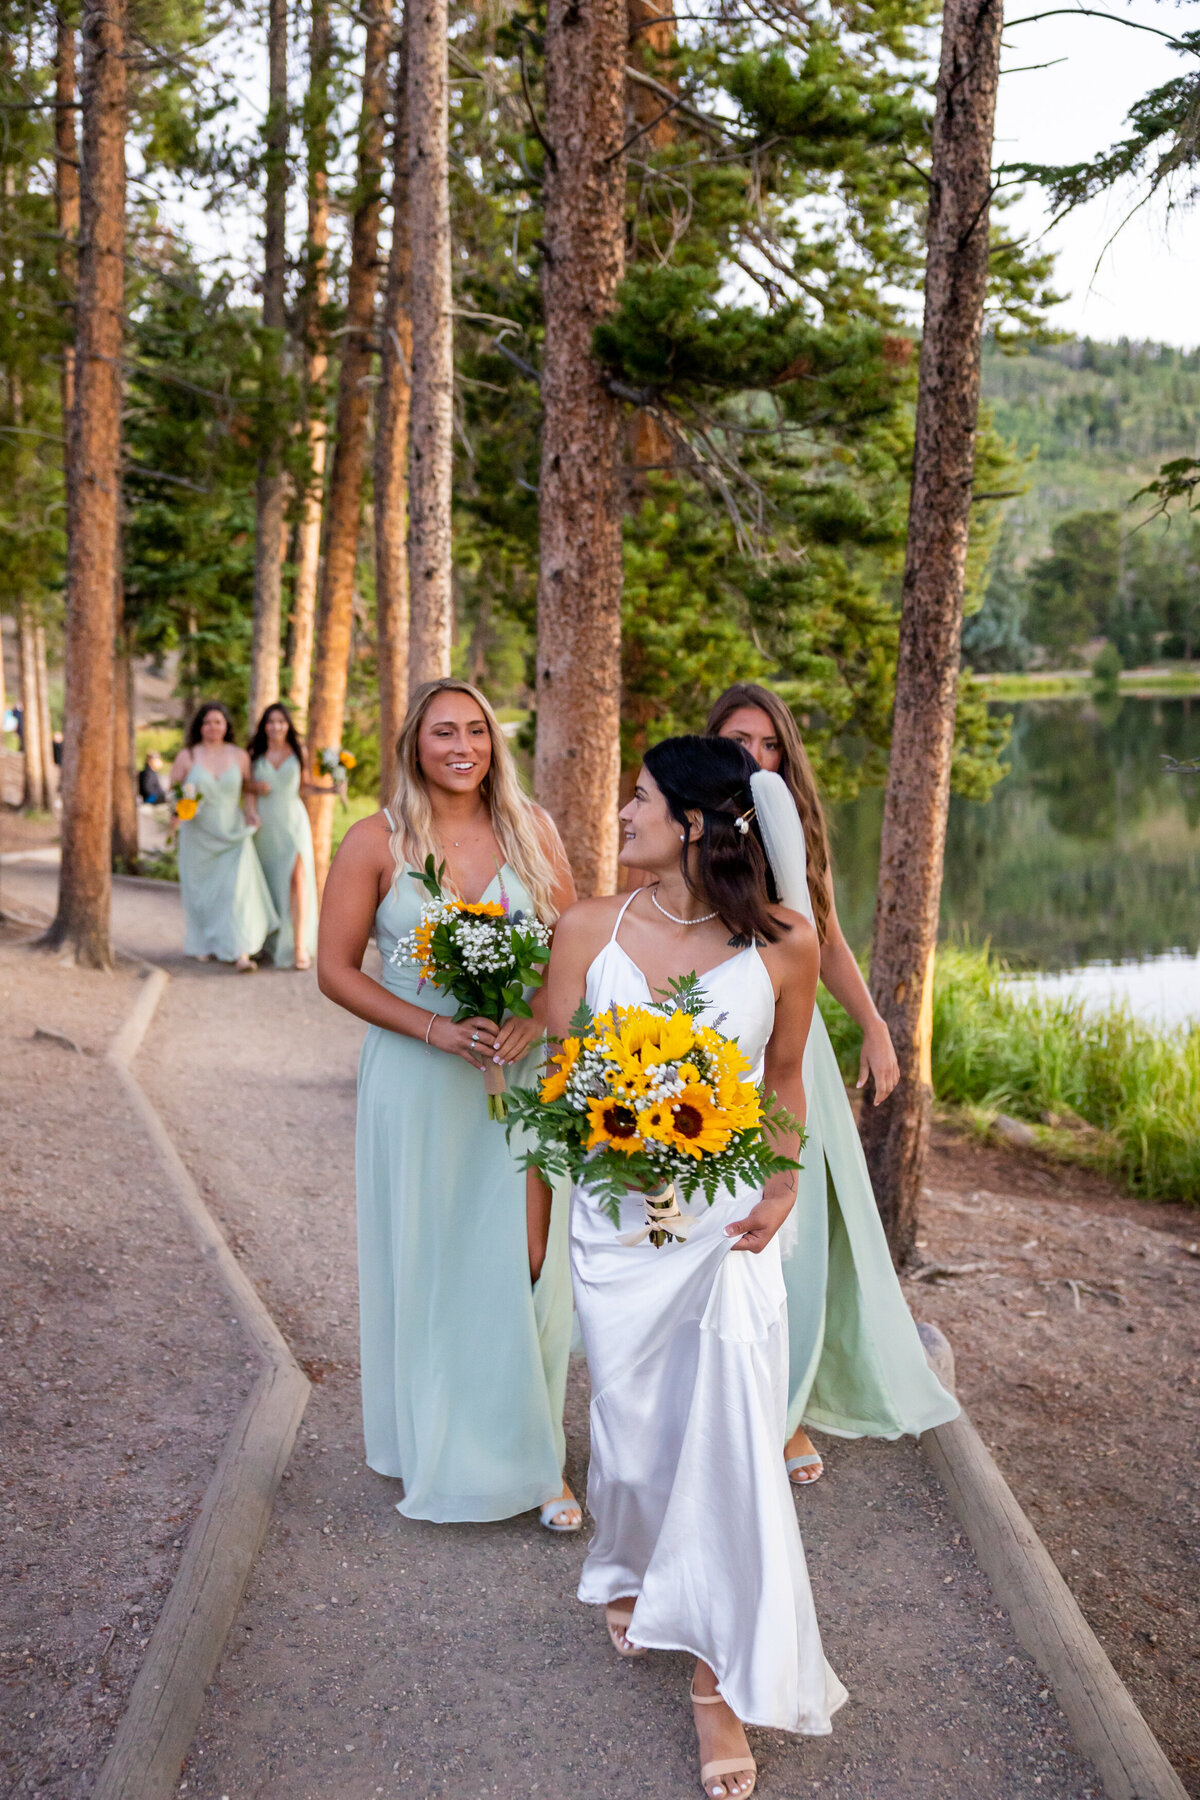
[247,702,319,970]
[169,701,277,971]
[318,678,580,1528]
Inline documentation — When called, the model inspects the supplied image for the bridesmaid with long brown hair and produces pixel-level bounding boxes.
[707,683,957,1486]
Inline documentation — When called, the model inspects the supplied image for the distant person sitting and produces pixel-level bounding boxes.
[138,750,168,805]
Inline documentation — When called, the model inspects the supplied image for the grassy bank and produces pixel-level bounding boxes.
[819,945,1200,1205]
[979,668,1200,701]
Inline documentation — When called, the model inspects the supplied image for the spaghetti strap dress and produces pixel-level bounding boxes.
[177,757,278,963]
[252,753,318,968]
[750,770,959,1442]
[355,820,573,1522]
[570,893,848,1735]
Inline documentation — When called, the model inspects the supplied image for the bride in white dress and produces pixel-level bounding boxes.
[544,736,847,1799]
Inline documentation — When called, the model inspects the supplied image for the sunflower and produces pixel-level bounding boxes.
[638,1009,696,1067]
[175,796,198,821]
[586,1096,643,1155]
[460,900,507,919]
[663,1085,736,1159]
[636,1100,675,1144]
[339,749,357,770]
[540,1036,581,1103]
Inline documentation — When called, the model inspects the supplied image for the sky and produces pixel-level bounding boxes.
[994,0,1200,347]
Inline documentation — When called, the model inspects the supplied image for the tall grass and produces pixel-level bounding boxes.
[818,945,1200,1205]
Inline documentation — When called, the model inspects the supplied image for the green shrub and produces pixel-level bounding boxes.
[818,944,1200,1204]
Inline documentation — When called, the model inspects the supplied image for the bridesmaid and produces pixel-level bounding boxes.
[546,736,846,1799]
[169,701,277,971]
[247,703,319,970]
[317,678,580,1528]
[708,682,957,1485]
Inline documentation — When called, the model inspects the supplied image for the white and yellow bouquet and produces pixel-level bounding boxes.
[392,855,551,1120]
[505,976,803,1246]
[320,745,356,808]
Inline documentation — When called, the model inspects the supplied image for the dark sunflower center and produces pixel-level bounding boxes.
[672,1103,704,1139]
[603,1104,638,1138]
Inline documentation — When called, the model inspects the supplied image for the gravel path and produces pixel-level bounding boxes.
[1,863,1104,1798]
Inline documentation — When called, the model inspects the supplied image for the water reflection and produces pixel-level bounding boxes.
[831,695,1200,972]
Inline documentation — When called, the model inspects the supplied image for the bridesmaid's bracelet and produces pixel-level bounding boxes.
[424,1013,437,1047]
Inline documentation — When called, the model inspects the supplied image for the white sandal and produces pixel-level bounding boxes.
[539,1496,581,1534]
[605,1602,647,1658]
[786,1451,824,1487]
[691,1682,756,1798]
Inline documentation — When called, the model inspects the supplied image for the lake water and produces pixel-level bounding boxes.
[830,694,1200,1027]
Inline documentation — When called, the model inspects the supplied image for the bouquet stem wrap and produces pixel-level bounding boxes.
[482,1058,508,1121]
[618,1182,694,1249]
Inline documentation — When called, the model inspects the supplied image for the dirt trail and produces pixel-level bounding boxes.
[3,859,1168,1798]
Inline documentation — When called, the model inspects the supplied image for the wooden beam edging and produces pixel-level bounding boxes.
[93,966,310,1800]
[915,1324,1187,1800]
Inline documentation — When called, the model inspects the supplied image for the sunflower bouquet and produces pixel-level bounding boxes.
[320,745,356,809]
[170,781,200,823]
[505,975,803,1247]
[392,855,551,1120]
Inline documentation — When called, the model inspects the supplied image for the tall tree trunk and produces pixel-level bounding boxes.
[44,0,125,968]
[34,620,55,804]
[111,600,138,871]
[18,606,49,812]
[290,0,332,735]
[375,24,412,800]
[249,0,290,726]
[535,0,627,896]
[406,0,453,689]
[859,0,1003,1265]
[305,0,391,885]
[56,11,79,429]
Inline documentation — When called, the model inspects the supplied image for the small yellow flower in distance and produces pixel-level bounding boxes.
[175,797,198,821]
[585,1095,642,1155]
[339,750,357,769]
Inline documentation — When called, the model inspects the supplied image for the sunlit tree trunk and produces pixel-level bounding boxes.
[289,0,332,734]
[535,0,627,895]
[34,620,55,804]
[18,606,50,812]
[111,597,138,871]
[375,23,412,800]
[305,0,391,886]
[860,0,1003,1265]
[44,0,126,968]
[406,0,453,688]
[249,0,290,725]
[56,11,79,429]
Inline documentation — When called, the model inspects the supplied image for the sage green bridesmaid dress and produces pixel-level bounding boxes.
[355,832,572,1522]
[750,769,958,1443]
[177,758,278,963]
[252,753,318,968]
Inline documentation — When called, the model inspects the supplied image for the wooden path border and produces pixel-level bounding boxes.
[92,967,310,1800]
[917,1325,1188,1800]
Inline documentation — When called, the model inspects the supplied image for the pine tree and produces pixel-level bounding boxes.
[535,0,628,896]
[306,0,391,885]
[858,0,1004,1263]
[406,0,453,687]
[45,0,127,967]
[375,19,412,798]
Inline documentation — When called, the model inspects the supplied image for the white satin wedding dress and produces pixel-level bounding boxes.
[571,893,848,1734]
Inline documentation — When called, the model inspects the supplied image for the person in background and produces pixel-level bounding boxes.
[138,750,168,805]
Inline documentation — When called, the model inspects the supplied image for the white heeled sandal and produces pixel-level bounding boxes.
[786,1451,824,1487]
[538,1496,581,1534]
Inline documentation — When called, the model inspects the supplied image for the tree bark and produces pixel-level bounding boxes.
[625,1,675,486]
[56,11,79,428]
[859,0,1003,1265]
[43,0,126,968]
[405,0,453,689]
[375,23,412,800]
[34,620,55,805]
[111,603,138,871]
[18,607,49,812]
[305,0,391,886]
[289,0,333,735]
[249,0,290,726]
[535,0,627,896]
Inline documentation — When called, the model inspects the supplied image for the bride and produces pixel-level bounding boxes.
[543,736,847,1800]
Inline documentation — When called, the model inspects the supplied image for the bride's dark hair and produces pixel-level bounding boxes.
[642,735,788,945]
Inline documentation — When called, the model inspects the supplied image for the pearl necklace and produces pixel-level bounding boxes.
[651,887,718,927]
